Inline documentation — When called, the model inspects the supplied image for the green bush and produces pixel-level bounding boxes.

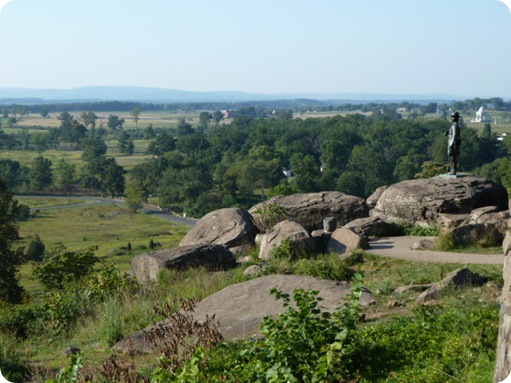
[403,225,439,236]
[264,251,363,282]
[202,273,365,382]
[33,244,99,290]
[253,203,291,232]
[434,231,457,251]
[26,234,45,262]
[0,332,30,382]
[16,203,31,221]
[45,353,84,383]
[0,304,44,339]
[271,237,301,261]
[355,298,499,382]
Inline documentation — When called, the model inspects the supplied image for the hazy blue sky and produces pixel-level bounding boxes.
[0,0,510,97]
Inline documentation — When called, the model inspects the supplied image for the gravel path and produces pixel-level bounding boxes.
[367,236,504,265]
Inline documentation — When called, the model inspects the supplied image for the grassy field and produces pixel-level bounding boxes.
[18,203,189,267]
[12,110,203,131]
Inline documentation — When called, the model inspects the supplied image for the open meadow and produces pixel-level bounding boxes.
[12,110,204,131]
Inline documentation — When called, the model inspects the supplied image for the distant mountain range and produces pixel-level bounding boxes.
[0,86,462,104]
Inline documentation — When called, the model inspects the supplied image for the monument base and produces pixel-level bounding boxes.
[440,173,466,179]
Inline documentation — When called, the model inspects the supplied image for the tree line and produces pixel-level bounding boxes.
[0,109,509,216]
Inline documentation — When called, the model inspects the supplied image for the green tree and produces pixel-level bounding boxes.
[53,159,76,193]
[117,131,134,154]
[475,157,511,189]
[0,129,17,149]
[31,133,49,153]
[26,234,45,262]
[107,114,125,131]
[290,154,321,192]
[81,157,125,197]
[80,111,98,128]
[81,132,107,161]
[19,127,30,150]
[144,124,156,139]
[130,108,141,129]
[146,131,176,156]
[158,166,212,213]
[415,160,447,179]
[212,110,224,124]
[130,157,167,200]
[47,128,60,149]
[0,178,25,304]
[29,156,53,192]
[176,119,194,136]
[0,160,26,192]
[125,177,145,213]
[199,111,212,127]
[57,112,87,146]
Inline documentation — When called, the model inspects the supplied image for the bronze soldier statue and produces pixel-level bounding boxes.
[446,111,461,175]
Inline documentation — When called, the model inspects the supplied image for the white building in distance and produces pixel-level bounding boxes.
[471,106,491,123]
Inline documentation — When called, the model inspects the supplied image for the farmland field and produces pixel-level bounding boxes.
[13,110,203,130]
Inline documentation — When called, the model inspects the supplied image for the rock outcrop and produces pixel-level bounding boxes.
[416,268,486,303]
[258,220,316,260]
[114,274,374,353]
[370,175,508,227]
[131,244,236,283]
[249,192,368,232]
[179,208,258,251]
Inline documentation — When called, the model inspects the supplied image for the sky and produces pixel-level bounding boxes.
[0,0,510,98]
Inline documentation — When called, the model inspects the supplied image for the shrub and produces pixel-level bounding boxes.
[0,304,44,339]
[264,251,363,283]
[144,297,223,376]
[403,225,439,236]
[45,353,84,383]
[292,254,356,282]
[203,273,365,382]
[434,231,458,251]
[354,298,499,382]
[271,237,302,261]
[26,234,45,262]
[16,203,31,221]
[253,203,291,232]
[33,244,99,290]
[0,332,30,382]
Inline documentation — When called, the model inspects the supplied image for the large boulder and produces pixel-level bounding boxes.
[343,216,389,237]
[131,244,236,283]
[259,220,316,260]
[179,208,258,250]
[114,274,374,353]
[416,268,486,303]
[370,175,508,227]
[249,192,368,232]
[328,228,369,254]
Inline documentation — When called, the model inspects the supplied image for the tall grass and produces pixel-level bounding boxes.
[96,297,126,347]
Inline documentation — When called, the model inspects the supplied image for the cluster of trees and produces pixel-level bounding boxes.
[0,111,127,196]
[126,112,505,216]
[1,108,509,216]
[0,98,469,121]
